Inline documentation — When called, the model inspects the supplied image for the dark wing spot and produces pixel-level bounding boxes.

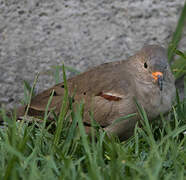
[50,90,57,96]
[27,107,45,117]
[83,120,105,128]
[83,92,86,95]
[68,96,75,103]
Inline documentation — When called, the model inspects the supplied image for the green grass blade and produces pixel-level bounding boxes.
[171,54,186,79]
[76,103,91,160]
[64,65,81,75]
[168,2,186,62]
[53,64,69,148]
[54,66,60,84]
[52,65,81,75]
[23,73,39,119]
[111,113,137,126]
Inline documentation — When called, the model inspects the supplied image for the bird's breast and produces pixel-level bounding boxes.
[134,79,175,119]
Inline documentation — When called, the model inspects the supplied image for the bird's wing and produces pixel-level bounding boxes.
[24,60,132,126]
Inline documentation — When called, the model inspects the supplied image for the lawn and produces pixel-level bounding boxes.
[0,3,186,180]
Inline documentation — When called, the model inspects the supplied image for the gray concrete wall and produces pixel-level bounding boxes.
[0,0,185,108]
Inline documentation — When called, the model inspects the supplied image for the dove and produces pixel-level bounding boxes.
[1,45,176,140]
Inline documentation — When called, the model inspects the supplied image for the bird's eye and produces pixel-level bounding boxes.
[144,62,148,68]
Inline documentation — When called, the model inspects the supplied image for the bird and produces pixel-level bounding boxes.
[1,45,176,140]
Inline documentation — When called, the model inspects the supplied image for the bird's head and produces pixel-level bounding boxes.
[131,45,176,117]
[135,45,171,91]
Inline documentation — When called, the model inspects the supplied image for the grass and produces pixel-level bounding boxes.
[0,2,186,180]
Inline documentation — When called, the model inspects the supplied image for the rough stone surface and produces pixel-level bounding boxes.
[0,0,185,108]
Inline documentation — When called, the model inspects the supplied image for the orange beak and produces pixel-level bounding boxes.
[152,72,163,91]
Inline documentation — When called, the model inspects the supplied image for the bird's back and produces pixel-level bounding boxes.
[28,59,134,126]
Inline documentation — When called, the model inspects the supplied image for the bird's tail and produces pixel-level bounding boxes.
[0,105,26,124]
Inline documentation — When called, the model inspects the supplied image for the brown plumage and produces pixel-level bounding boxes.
[1,45,176,140]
